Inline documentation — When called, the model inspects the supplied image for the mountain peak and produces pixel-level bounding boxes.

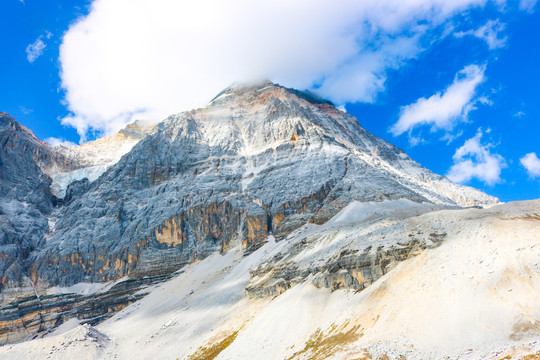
[0,112,37,139]
[0,84,500,346]
[209,81,334,108]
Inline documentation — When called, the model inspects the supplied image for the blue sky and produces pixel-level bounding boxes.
[351,4,540,202]
[0,0,539,202]
[0,1,90,141]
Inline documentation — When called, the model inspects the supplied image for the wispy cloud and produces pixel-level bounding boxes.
[390,64,486,142]
[19,105,33,115]
[520,152,540,178]
[454,19,507,49]
[44,137,76,147]
[26,31,52,63]
[447,129,506,186]
[26,39,46,63]
[520,0,538,12]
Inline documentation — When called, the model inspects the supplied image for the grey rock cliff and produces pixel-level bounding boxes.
[0,113,77,301]
[29,83,496,289]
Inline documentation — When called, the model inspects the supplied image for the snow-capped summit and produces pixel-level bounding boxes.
[47,120,155,197]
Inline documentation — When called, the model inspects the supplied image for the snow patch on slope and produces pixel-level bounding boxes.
[47,278,124,296]
[99,235,286,359]
[50,165,108,198]
[47,121,154,198]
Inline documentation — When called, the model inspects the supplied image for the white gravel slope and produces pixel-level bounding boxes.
[1,200,539,360]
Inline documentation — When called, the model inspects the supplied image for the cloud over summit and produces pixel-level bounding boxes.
[59,0,497,140]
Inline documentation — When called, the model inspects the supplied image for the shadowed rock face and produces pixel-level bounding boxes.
[0,113,78,302]
[0,84,498,344]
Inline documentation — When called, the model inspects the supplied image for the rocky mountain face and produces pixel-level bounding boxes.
[0,83,499,344]
[0,113,73,300]
[0,115,154,343]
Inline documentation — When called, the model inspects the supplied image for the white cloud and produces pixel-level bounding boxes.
[454,19,507,49]
[447,129,506,185]
[44,137,77,147]
[390,64,486,139]
[26,39,46,63]
[337,105,347,113]
[440,130,464,144]
[26,31,52,63]
[520,0,537,12]
[59,0,493,141]
[19,105,33,115]
[520,152,540,178]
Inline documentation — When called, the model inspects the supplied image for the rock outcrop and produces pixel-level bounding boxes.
[0,273,173,344]
[246,200,449,297]
[48,119,155,198]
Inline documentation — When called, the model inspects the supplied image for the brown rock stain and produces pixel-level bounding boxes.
[155,216,186,247]
[273,213,285,228]
[186,329,240,360]
[286,322,364,360]
[510,319,540,341]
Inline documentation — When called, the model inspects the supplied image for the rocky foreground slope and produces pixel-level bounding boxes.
[1,199,539,359]
[0,83,500,345]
